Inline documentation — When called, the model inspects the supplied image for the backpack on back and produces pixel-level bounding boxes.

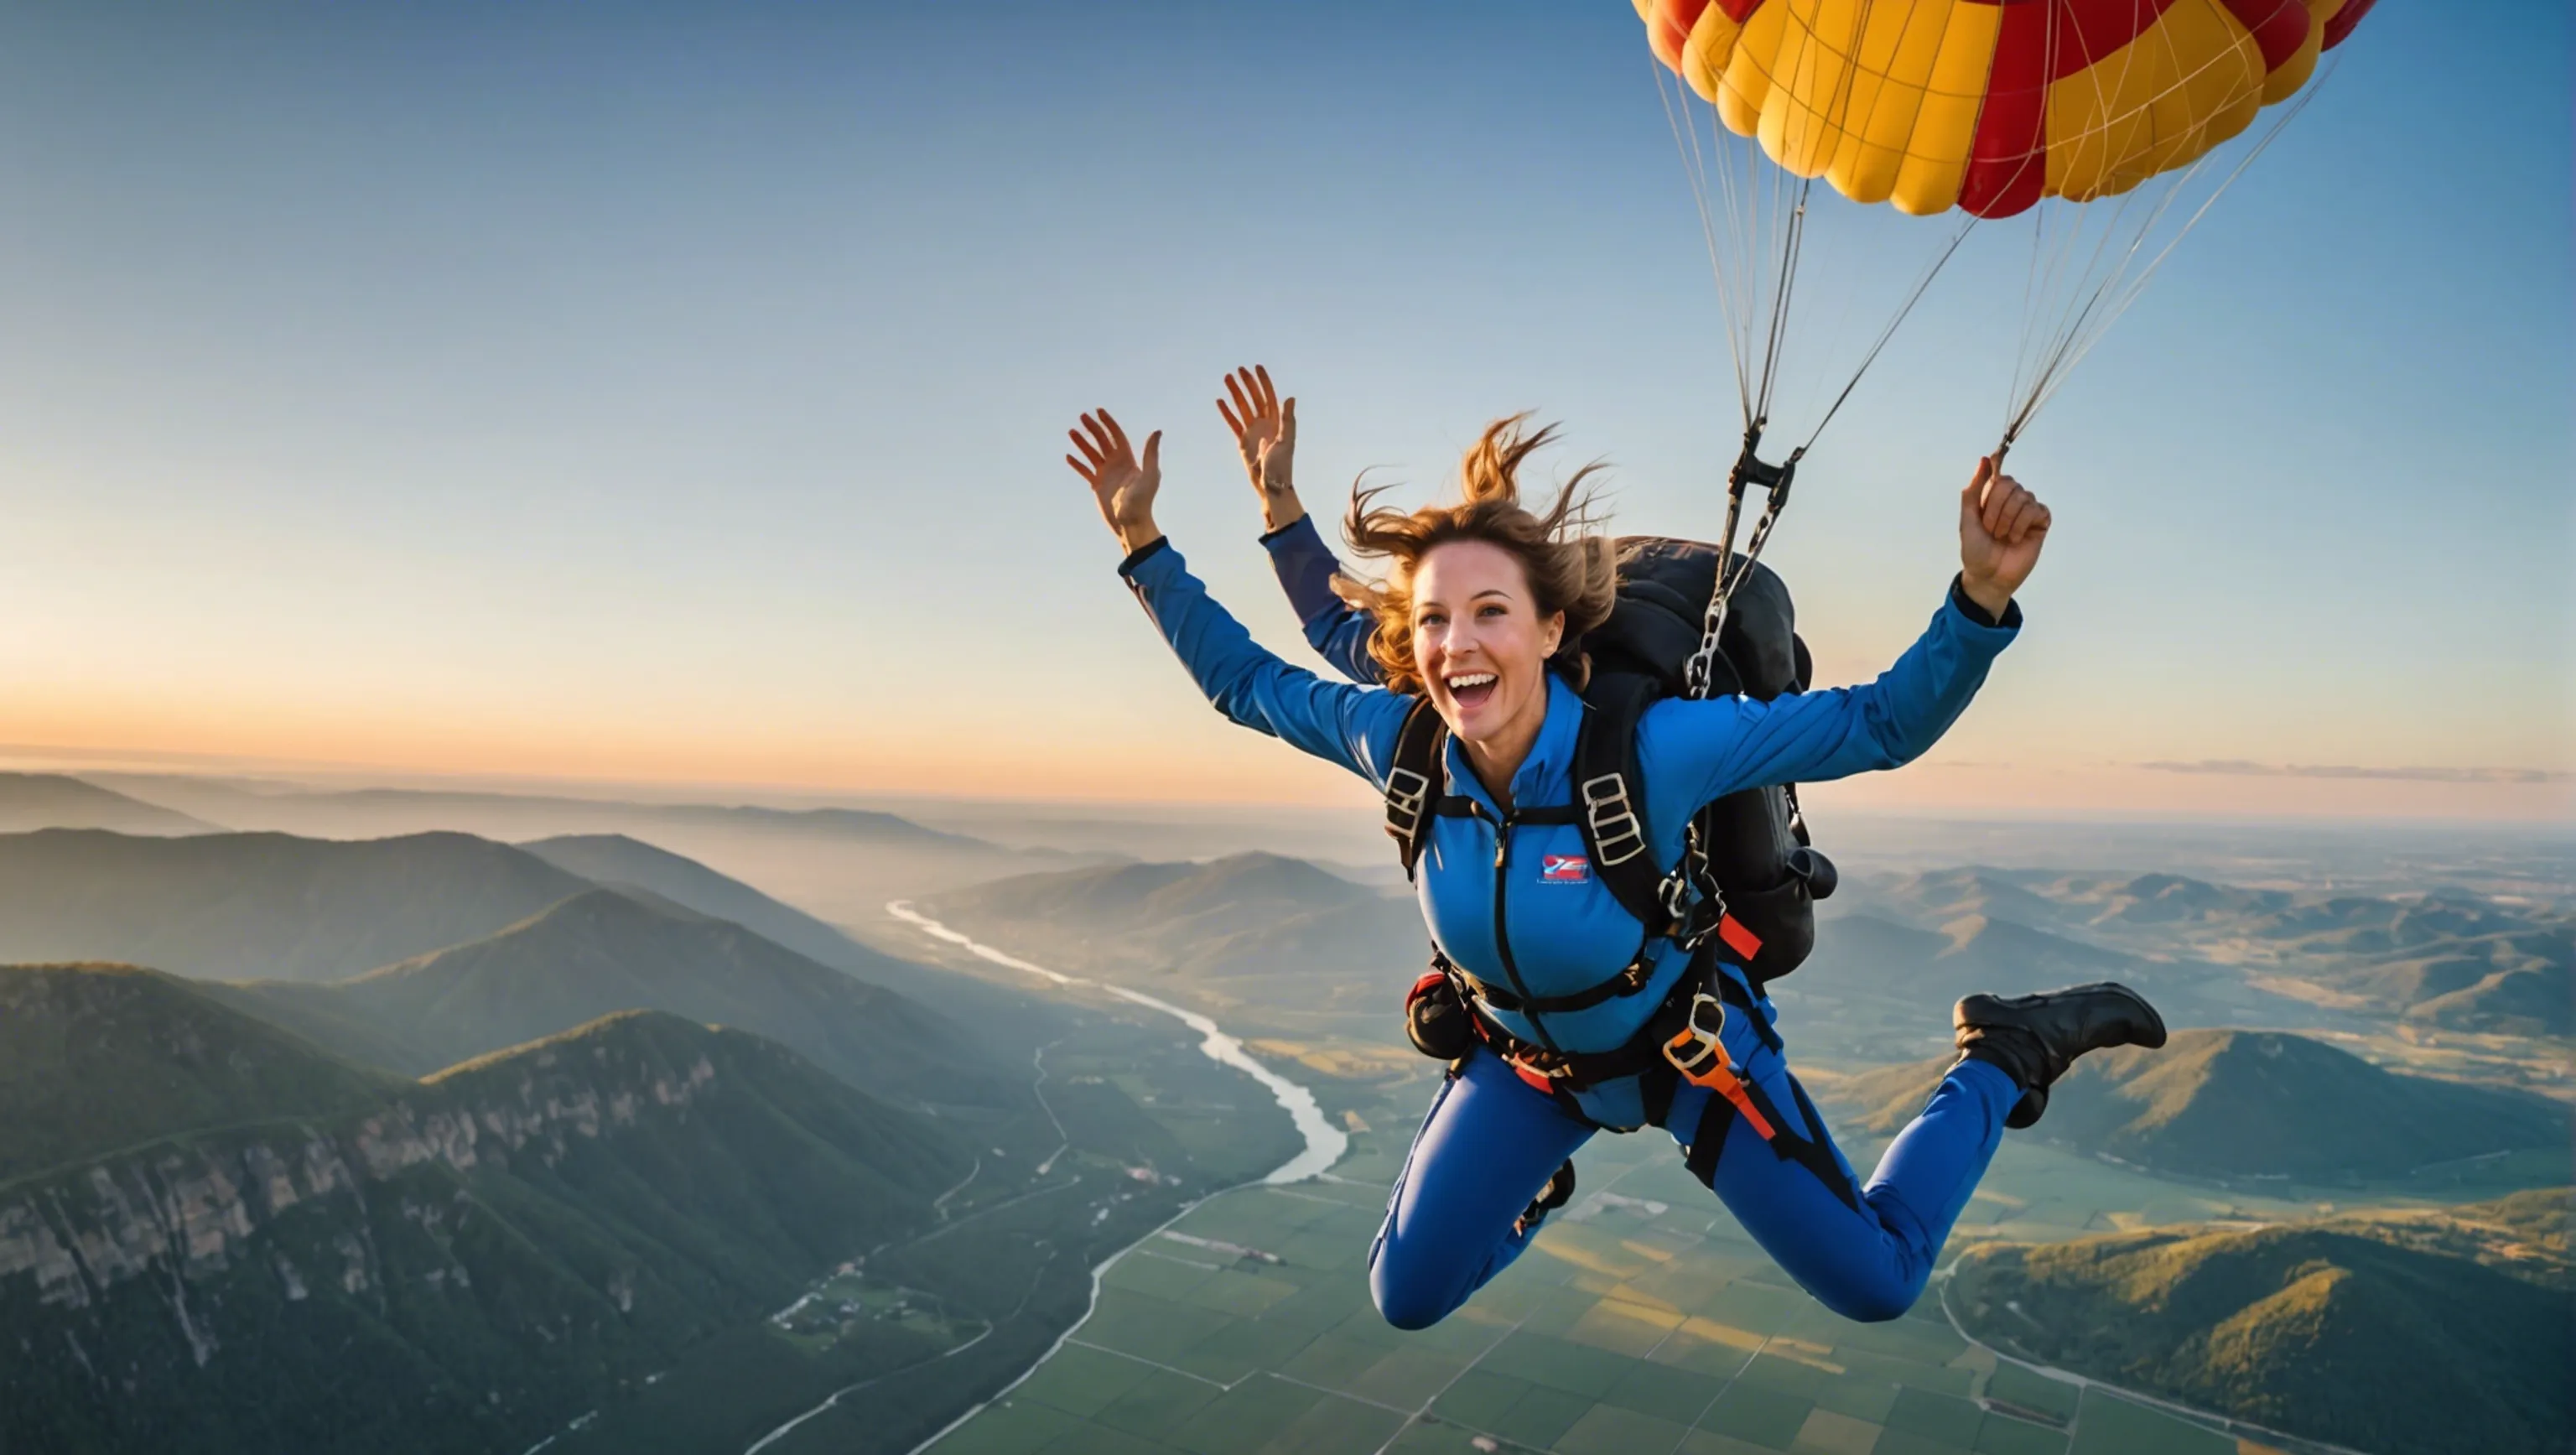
[1575,536,1836,985]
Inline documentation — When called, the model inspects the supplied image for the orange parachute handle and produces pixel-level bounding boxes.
[1633,0,2374,219]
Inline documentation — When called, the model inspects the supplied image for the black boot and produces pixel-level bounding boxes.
[1514,1159,1576,1237]
[1954,982,2167,1130]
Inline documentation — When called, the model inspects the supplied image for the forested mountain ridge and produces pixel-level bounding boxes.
[0,828,591,982]
[1947,1191,2574,1455]
[214,887,1018,1109]
[0,972,971,1455]
[0,963,399,1183]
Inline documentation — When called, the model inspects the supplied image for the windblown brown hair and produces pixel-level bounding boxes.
[1333,415,1618,698]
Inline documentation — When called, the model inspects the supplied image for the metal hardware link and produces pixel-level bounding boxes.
[1580,772,1649,866]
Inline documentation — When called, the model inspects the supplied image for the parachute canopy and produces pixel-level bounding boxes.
[1635,0,2376,219]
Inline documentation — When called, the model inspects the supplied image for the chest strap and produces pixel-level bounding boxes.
[1438,947,1657,1017]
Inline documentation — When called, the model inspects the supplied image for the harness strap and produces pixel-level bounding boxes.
[1572,675,1767,962]
[1441,947,1659,1017]
[1684,1092,1736,1188]
[1462,951,1767,1092]
[1384,699,1447,878]
[1462,956,1859,1210]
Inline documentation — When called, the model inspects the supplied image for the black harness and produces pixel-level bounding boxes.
[1383,694,1858,1209]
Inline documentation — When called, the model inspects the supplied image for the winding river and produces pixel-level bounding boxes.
[740,905,1350,1454]
[883,901,1348,1182]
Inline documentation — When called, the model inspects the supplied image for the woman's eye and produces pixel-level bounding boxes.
[1419,612,1446,629]
[1478,605,1507,620]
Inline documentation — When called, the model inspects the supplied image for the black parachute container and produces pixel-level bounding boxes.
[1576,535,1836,985]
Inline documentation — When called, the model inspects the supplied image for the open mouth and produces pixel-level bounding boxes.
[1445,672,1498,714]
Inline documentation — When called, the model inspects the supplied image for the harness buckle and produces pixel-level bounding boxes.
[1579,772,1649,867]
[1661,990,1732,1087]
[1384,766,1431,846]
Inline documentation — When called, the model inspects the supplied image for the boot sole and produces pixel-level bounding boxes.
[1956,981,2169,1052]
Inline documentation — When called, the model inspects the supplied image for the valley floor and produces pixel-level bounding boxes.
[906,1057,2355,1455]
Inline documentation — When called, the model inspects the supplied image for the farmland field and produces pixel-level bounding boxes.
[906,1059,2335,1455]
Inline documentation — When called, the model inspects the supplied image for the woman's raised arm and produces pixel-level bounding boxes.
[1068,408,1413,787]
[1211,366,1384,686]
[1638,459,2046,808]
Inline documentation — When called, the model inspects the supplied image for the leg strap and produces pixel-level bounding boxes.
[1684,1090,1737,1188]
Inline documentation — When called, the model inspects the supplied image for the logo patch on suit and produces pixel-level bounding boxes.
[1540,855,1592,884]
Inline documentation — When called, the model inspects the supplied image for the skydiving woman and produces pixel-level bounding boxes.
[1062,372,2165,1328]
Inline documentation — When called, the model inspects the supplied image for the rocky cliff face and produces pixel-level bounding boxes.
[0,1005,962,1454]
[0,1037,719,1340]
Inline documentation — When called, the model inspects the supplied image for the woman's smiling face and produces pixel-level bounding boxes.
[1411,539,1564,747]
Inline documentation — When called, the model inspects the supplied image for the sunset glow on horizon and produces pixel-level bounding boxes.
[1,3,2564,825]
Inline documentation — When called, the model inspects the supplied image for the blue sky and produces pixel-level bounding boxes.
[0,2,2564,818]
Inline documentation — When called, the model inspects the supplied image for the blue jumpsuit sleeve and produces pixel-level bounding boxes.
[1259,515,1383,685]
[1120,538,1413,787]
[1636,582,2023,808]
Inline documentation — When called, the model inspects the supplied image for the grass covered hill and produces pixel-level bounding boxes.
[216,888,1018,1111]
[1831,1028,2569,1183]
[0,772,220,834]
[0,970,972,1455]
[0,963,397,1182]
[1946,1192,2575,1455]
[922,851,1427,997]
[0,829,591,982]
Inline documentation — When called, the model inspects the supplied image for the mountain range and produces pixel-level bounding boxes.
[0,964,971,1455]
[1841,866,2573,1035]
[0,772,219,835]
[0,829,593,982]
[1831,1027,2569,1184]
[77,773,1096,912]
[212,887,1016,1110]
[1946,1190,2573,1455]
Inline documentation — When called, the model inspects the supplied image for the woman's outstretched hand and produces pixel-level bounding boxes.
[1067,409,1163,556]
[1958,456,2049,618]
[1216,365,1301,533]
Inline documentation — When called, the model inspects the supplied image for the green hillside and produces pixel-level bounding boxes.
[0,979,972,1455]
[0,828,591,982]
[1832,1028,2570,1183]
[1947,1193,2575,1455]
[0,772,220,834]
[220,888,1017,1109]
[0,963,397,1182]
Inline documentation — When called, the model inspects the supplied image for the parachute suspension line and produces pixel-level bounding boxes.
[1997,49,2348,460]
[1681,428,1797,702]
[1797,216,1976,455]
[1654,59,1754,424]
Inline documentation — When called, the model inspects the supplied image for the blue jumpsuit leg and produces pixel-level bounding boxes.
[1668,1031,2018,1323]
[1368,1049,1594,1330]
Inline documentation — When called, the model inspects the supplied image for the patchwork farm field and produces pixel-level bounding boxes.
[917,1067,2314,1455]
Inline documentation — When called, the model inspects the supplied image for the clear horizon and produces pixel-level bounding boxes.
[2,3,2566,822]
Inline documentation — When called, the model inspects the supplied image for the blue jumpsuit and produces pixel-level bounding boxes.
[1121,523,2025,1327]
